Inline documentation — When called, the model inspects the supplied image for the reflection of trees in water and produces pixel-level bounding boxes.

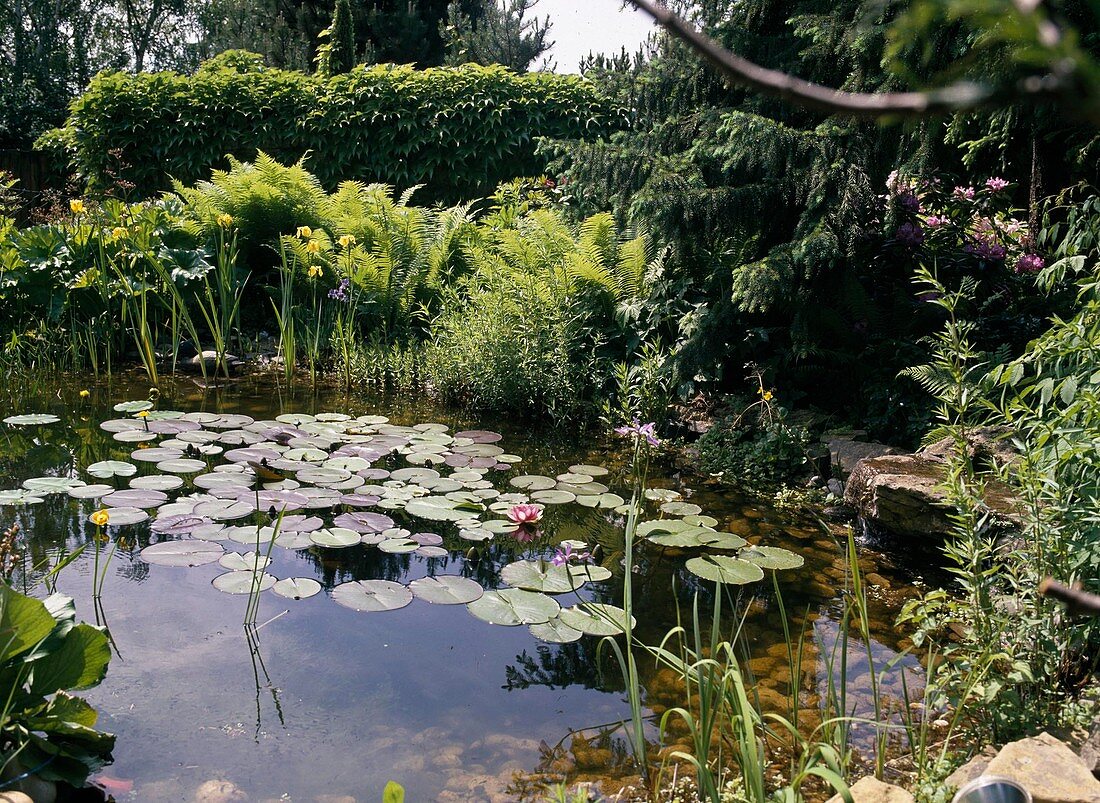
[504,639,624,692]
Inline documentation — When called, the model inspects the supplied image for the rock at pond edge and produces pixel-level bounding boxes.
[825,776,914,803]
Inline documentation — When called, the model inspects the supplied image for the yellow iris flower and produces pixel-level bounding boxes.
[296,226,313,238]
[308,265,323,278]
[338,234,356,248]
[70,199,85,215]
[217,213,234,228]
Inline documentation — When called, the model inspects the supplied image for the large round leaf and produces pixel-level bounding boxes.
[219,552,272,571]
[140,540,224,567]
[212,571,277,594]
[271,577,322,600]
[740,546,805,571]
[309,528,361,548]
[4,414,60,426]
[23,477,85,495]
[0,489,44,506]
[409,576,484,605]
[500,560,586,594]
[686,555,765,585]
[559,603,635,636]
[87,460,137,479]
[331,580,412,612]
[466,588,560,626]
[529,617,584,643]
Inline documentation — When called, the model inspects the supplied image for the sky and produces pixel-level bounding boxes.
[537,1,657,73]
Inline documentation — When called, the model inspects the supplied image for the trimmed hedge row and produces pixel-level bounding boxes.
[41,55,619,201]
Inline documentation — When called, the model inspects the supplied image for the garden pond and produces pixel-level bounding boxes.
[0,373,934,801]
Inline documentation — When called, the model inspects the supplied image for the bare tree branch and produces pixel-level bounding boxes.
[627,0,1071,118]
[1040,577,1100,617]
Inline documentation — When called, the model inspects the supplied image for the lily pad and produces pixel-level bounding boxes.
[100,507,149,525]
[661,501,703,517]
[67,484,115,500]
[130,475,185,491]
[529,617,584,643]
[509,475,557,491]
[102,488,168,509]
[271,577,322,600]
[740,546,805,571]
[559,603,635,636]
[685,555,765,585]
[113,400,153,413]
[331,580,413,612]
[500,560,586,594]
[212,571,277,594]
[0,489,44,506]
[409,576,484,605]
[466,588,560,626]
[140,539,224,567]
[378,538,419,554]
[87,460,137,479]
[150,514,213,536]
[530,489,576,505]
[569,464,608,477]
[309,528,361,548]
[4,414,60,426]
[23,477,85,495]
[156,458,207,474]
[219,552,273,571]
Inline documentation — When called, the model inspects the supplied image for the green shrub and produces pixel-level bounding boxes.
[42,59,619,202]
[696,414,812,490]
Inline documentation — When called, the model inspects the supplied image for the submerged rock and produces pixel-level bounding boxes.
[194,778,248,803]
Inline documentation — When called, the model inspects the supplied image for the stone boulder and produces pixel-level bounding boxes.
[982,731,1100,803]
[844,453,1022,537]
[825,776,914,803]
[1080,721,1100,780]
[828,438,905,480]
[918,426,1019,470]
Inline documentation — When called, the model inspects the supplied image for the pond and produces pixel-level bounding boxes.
[0,373,933,801]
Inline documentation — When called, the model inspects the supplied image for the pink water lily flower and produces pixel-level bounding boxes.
[507,504,543,525]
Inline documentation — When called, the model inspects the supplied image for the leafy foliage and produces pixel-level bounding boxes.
[0,585,114,787]
[426,208,658,422]
[42,58,619,202]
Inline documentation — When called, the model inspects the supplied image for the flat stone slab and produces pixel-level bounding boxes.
[844,453,1022,537]
[826,776,914,803]
[984,732,1100,803]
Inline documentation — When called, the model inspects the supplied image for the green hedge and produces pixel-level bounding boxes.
[41,55,619,202]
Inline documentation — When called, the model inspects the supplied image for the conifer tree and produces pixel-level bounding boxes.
[328,0,354,74]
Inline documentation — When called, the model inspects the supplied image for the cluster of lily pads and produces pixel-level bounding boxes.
[0,401,803,643]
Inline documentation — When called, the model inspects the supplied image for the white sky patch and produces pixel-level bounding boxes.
[537,1,656,73]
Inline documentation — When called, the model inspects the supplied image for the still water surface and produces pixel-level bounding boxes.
[0,374,930,801]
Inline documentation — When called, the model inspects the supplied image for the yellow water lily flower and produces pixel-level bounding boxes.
[338,234,356,248]
[111,226,127,240]
[308,265,323,278]
[135,410,150,418]
[79,389,90,398]
[306,239,321,254]
[216,213,234,228]
[296,226,313,238]
[70,199,85,215]
[90,509,110,527]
